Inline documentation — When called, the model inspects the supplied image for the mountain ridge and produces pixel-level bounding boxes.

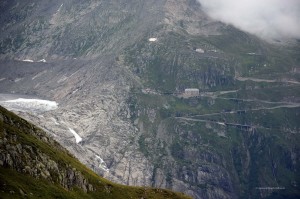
[0,0,299,198]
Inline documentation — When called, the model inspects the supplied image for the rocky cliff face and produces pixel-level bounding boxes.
[0,0,299,198]
[0,106,94,192]
[0,106,190,199]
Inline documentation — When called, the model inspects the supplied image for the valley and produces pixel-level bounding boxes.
[0,0,299,198]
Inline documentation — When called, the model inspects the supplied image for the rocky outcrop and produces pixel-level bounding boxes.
[0,108,93,192]
[0,106,192,199]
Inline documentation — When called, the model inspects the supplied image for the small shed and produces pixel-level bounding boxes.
[184,88,199,97]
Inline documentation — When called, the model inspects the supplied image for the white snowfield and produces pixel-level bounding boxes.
[69,128,83,144]
[0,98,58,113]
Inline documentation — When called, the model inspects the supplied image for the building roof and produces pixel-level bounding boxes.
[185,88,199,91]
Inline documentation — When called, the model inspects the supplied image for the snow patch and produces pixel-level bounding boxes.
[38,59,46,63]
[69,128,82,144]
[196,48,205,53]
[22,59,46,63]
[0,78,5,82]
[0,98,58,113]
[149,38,157,42]
[95,155,109,172]
[22,59,34,62]
[95,155,104,163]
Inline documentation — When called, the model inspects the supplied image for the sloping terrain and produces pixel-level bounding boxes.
[0,0,300,198]
[0,106,190,199]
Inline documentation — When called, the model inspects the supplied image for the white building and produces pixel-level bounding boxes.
[184,88,199,97]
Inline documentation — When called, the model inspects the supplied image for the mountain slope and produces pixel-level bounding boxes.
[0,106,190,199]
[0,0,165,59]
[0,0,300,199]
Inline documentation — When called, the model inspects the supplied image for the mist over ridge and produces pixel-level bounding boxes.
[198,0,300,41]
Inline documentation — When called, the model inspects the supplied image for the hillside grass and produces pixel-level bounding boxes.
[0,106,191,199]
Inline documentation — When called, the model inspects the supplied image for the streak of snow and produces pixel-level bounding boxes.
[95,155,104,163]
[72,89,78,94]
[95,155,109,172]
[0,78,5,82]
[57,3,63,12]
[14,78,23,82]
[149,38,157,42]
[22,59,46,63]
[22,59,34,62]
[69,128,82,144]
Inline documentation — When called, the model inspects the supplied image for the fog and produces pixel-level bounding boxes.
[198,0,300,41]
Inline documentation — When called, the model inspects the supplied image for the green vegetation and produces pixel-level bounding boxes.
[0,106,191,199]
[128,71,300,198]
[124,30,236,93]
[1,1,300,198]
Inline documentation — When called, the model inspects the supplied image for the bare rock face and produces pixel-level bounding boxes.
[164,0,222,36]
[0,0,300,199]
[0,110,93,192]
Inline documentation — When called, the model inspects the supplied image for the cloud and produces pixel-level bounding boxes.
[198,0,300,41]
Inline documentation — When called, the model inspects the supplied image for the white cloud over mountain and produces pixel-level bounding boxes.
[198,0,300,41]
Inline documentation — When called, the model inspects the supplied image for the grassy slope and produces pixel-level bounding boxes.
[0,106,191,199]
[122,23,300,198]
[130,92,300,198]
